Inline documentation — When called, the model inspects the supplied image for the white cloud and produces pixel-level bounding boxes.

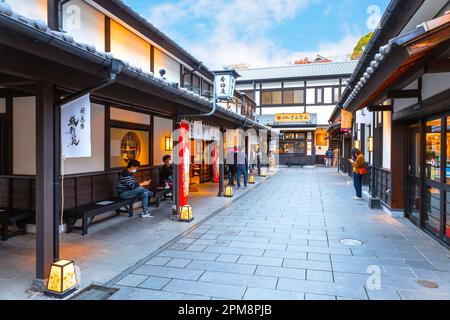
[142,0,361,69]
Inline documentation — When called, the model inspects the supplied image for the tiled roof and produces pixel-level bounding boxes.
[237,61,358,82]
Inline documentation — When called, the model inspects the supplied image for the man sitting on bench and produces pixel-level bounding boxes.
[116,159,154,218]
[162,155,174,189]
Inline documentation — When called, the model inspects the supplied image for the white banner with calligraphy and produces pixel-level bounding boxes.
[61,94,91,158]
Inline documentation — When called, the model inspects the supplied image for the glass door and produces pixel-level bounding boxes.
[445,116,450,243]
[406,124,421,224]
[424,118,442,237]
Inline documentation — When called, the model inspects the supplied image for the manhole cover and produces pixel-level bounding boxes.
[417,280,439,289]
[70,284,119,300]
[340,238,363,246]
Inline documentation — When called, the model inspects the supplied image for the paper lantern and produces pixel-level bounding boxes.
[367,137,374,152]
[180,205,194,222]
[45,260,78,298]
[225,186,234,197]
[353,140,361,150]
[249,175,256,184]
[165,136,173,151]
[260,168,268,177]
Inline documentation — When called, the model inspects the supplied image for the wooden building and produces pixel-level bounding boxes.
[332,0,450,246]
[0,0,267,291]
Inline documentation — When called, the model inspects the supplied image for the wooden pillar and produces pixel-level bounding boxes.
[47,0,60,31]
[218,127,225,197]
[390,120,406,211]
[33,82,55,290]
[53,90,61,260]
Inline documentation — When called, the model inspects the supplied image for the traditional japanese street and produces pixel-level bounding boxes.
[103,168,450,301]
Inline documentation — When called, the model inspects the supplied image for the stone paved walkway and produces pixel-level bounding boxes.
[107,168,450,300]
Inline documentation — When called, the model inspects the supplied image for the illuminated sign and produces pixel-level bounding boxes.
[275,113,311,123]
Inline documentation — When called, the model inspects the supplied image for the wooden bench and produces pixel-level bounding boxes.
[0,209,34,241]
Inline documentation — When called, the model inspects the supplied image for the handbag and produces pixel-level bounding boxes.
[359,167,367,175]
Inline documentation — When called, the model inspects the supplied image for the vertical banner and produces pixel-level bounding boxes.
[212,144,220,183]
[341,109,353,133]
[179,120,190,207]
[61,94,91,158]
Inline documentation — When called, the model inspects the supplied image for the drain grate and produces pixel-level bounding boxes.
[70,284,119,300]
[417,280,439,289]
[340,238,363,246]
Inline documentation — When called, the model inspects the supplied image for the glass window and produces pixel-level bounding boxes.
[333,87,341,103]
[426,119,442,182]
[294,90,304,104]
[306,88,315,104]
[425,186,441,234]
[284,133,296,140]
[296,133,306,140]
[110,128,149,168]
[183,71,191,89]
[283,90,294,104]
[316,88,323,104]
[261,92,272,105]
[447,117,450,184]
[446,191,450,239]
[192,75,201,95]
[280,143,294,154]
[295,141,306,154]
[272,91,282,104]
[324,88,332,104]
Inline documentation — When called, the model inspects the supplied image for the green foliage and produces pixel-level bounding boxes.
[351,32,374,60]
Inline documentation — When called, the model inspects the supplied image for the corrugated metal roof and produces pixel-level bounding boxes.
[237,61,358,82]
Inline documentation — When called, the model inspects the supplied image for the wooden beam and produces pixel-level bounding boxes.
[33,81,55,290]
[368,105,393,112]
[47,0,60,30]
[426,58,450,73]
[387,89,420,99]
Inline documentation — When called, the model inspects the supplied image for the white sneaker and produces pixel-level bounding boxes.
[141,212,155,218]
[352,196,363,200]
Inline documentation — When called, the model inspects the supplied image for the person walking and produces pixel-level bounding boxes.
[348,148,366,200]
[236,149,249,189]
[325,148,333,168]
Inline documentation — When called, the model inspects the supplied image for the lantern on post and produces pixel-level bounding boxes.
[249,175,256,184]
[214,69,240,102]
[260,168,268,177]
[224,186,234,197]
[180,205,194,222]
[367,137,374,152]
[165,136,173,151]
[44,260,78,298]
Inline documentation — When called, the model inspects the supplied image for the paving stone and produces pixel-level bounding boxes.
[238,256,283,267]
[158,250,219,261]
[116,274,148,287]
[187,260,257,275]
[216,254,240,263]
[204,246,264,257]
[305,293,336,300]
[255,266,306,280]
[283,258,332,272]
[145,257,172,266]
[164,279,246,300]
[166,258,192,268]
[133,265,204,280]
[306,270,334,282]
[263,250,307,260]
[199,271,277,289]
[138,276,171,290]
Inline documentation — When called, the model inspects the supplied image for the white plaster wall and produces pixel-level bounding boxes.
[422,73,450,100]
[0,99,5,113]
[6,0,47,22]
[110,107,150,125]
[382,111,391,170]
[62,0,105,52]
[154,48,181,84]
[393,80,419,113]
[13,97,36,175]
[306,105,335,126]
[63,103,105,175]
[153,116,173,166]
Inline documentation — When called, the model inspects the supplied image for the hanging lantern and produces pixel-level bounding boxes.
[165,136,173,151]
[180,205,194,222]
[353,139,361,150]
[224,186,234,197]
[249,175,256,184]
[45,260,78,298]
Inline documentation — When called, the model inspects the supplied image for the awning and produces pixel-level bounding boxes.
[343,12,450,113]
[327,122,341,133]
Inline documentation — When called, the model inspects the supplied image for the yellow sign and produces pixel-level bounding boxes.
[275,113,311,123]
[341,110,353,132]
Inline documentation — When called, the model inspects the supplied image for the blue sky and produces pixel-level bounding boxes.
[124,0,390,68]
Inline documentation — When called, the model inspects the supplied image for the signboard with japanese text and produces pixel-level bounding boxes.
[215,74,236,101]
[275,113,311,123]
[61,94,91,158]
[341,110,353,133]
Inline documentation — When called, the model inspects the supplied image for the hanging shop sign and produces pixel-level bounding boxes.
[179,120,190,207]
[275,113,311,123]
[341,110,353,133]
[214,70,240,101]
[61,94,91,158]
